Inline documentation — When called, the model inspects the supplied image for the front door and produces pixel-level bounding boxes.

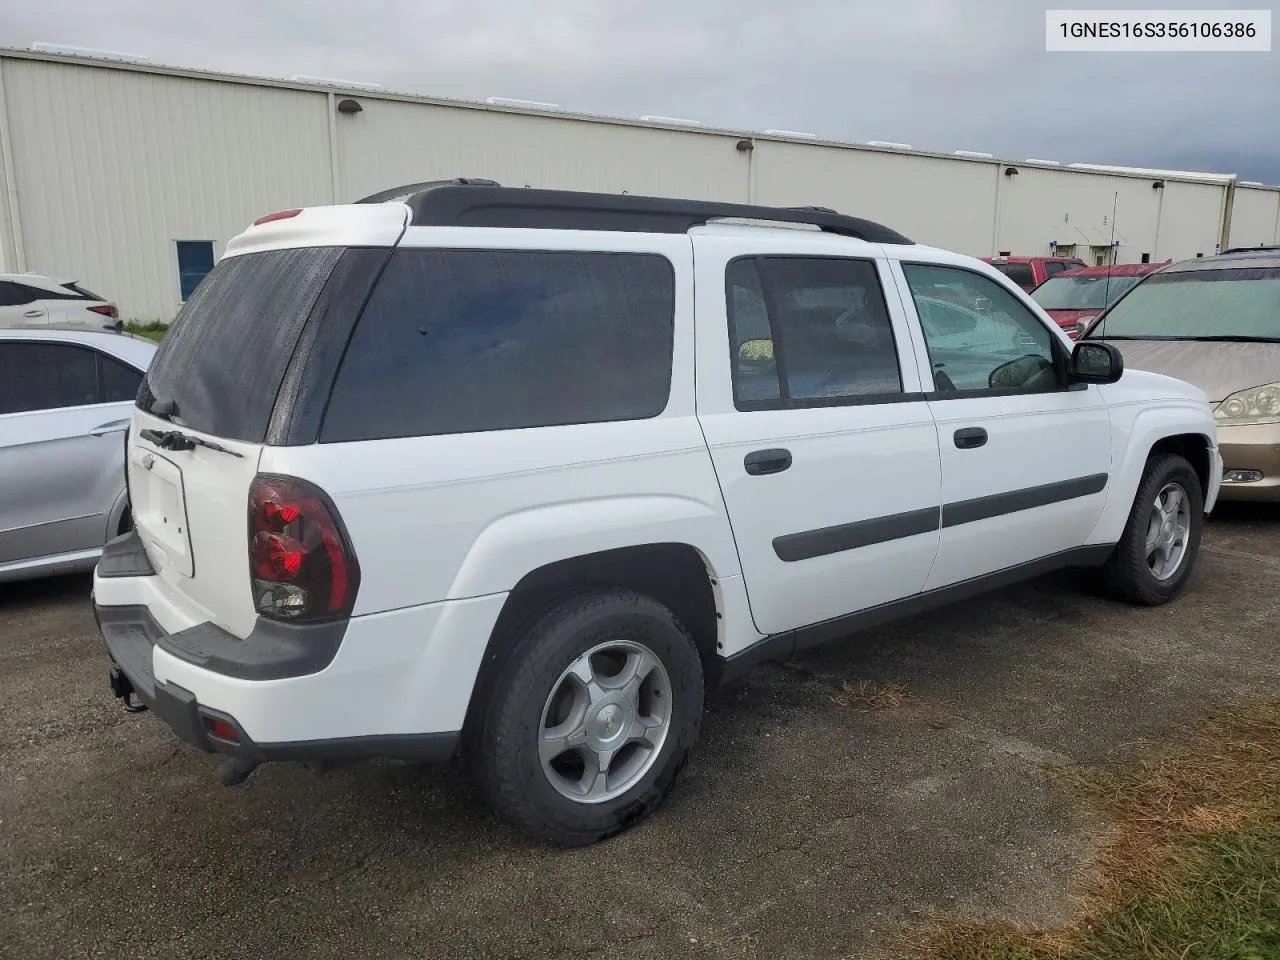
[694,237,943,637]
[890,260,1112,590]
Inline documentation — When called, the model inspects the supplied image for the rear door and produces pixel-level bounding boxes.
[0,340,137,563]
[0,281,47,326]
[889,258,1112,589]
[695,232,942,637]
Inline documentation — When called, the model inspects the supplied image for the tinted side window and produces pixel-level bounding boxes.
[902,263,1060,394]
[1042,262,1073,278]
[0,282,34,306]
[321,250,676,442]
[99,354,143,403]
[0,343,99,414]
[726,256,902,409]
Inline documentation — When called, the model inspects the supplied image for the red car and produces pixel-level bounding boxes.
[982,255,1086,292]
[1030,261,1172,338]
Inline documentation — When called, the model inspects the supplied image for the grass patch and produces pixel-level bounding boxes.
[123,321,168,342]
[831,678,908,711]
[915,702,1280,960]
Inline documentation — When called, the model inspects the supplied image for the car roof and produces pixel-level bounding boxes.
[1050,262,1171,278]
[0,325,157,367]
[982,256,1082,264]
[1160,248,1280,273]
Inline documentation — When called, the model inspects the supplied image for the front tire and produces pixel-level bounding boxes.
[1101,453,1203,605]
[468,588,704,846]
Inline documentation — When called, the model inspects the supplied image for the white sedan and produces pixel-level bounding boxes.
[0,326,156,582]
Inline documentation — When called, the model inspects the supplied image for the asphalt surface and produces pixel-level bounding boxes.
[4,503,1279,960]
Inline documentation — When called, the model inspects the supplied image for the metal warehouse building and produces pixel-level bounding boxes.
[1,46,1278,324]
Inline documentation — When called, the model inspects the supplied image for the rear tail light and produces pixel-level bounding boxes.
[248,475,360,622]
[253,208,303,226]
[88,304,119,319]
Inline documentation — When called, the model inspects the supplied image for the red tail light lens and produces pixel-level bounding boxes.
[253,208,303,226]
[89,304,119,319]
[248,475,360,622]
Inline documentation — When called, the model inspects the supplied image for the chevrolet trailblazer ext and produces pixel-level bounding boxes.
[94,181,1221,846]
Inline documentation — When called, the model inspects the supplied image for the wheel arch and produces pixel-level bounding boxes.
[1088,406,1217,545]
[461,542,724,739]
[106,486,131,541]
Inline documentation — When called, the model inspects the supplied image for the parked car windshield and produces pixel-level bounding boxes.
[1031,274,1140,310]
[1088,267,1280,341]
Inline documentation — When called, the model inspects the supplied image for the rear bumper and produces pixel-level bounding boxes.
[93,531,506,758]
[97,602,460,763]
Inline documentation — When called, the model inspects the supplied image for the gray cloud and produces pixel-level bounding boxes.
[2,0,1277,179]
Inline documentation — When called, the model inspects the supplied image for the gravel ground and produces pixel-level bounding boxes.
[3,502,1278,960]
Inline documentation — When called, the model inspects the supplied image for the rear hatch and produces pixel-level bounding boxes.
[128,209,403,638]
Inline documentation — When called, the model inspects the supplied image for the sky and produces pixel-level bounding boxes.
[2,0,1278,182]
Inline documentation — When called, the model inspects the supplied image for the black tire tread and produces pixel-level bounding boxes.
[469,587,704,846]
[1100,453,1203,606]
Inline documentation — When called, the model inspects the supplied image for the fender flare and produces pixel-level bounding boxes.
[445,494,741,600]
[1087,404,1215,545]
[105,486,130,542]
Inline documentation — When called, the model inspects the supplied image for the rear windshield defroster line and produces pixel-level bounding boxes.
[138,247,345,442]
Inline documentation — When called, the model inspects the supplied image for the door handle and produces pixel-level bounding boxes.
[953,427,988,449]
[744,448,793,476]
[90,418,130,437]
[23,309,43,318]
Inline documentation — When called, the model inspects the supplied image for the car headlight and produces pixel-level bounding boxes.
[1215,382,1280,424]
[1072,316,1098,337]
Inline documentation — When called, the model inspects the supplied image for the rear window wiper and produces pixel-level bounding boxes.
[138,428,245,458]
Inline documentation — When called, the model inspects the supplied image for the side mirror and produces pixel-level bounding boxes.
[1071,341,1123,384]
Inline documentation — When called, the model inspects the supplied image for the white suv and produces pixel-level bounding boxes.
[92,181,1222,846]
[0,273,121,331]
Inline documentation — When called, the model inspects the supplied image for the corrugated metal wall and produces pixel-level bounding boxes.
[0,52,1259,322]
[1229,187,1280,248]
[335,99,749,205]
[994,166,1227,264]
[752,143,998,255]
[0,57,333,322]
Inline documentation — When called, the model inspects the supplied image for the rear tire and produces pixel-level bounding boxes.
[467,588,704,846]
[1101,453,1203,605]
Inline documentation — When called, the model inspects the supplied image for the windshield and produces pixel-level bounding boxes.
[1089,267,1280,341]
[1031,274,1140,310]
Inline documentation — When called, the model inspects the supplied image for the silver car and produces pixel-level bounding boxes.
[0,326,157,582]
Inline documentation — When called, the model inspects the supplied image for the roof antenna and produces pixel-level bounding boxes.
[1097,191,1118,338]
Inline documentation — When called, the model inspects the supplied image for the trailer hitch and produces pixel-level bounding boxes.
[108,666,148,714]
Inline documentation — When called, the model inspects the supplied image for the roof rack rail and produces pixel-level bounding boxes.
[1222,244,1280,254]
[356,178,501,204]
[358,179,913,244]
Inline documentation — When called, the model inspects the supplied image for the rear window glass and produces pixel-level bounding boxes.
[66,282,106,301]
[320,249,675,442]
[991,262,1035,287]
[139,247,344,441]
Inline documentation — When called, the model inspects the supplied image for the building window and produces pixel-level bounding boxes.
[1141,253,1151,264]
[176,241,216,301]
